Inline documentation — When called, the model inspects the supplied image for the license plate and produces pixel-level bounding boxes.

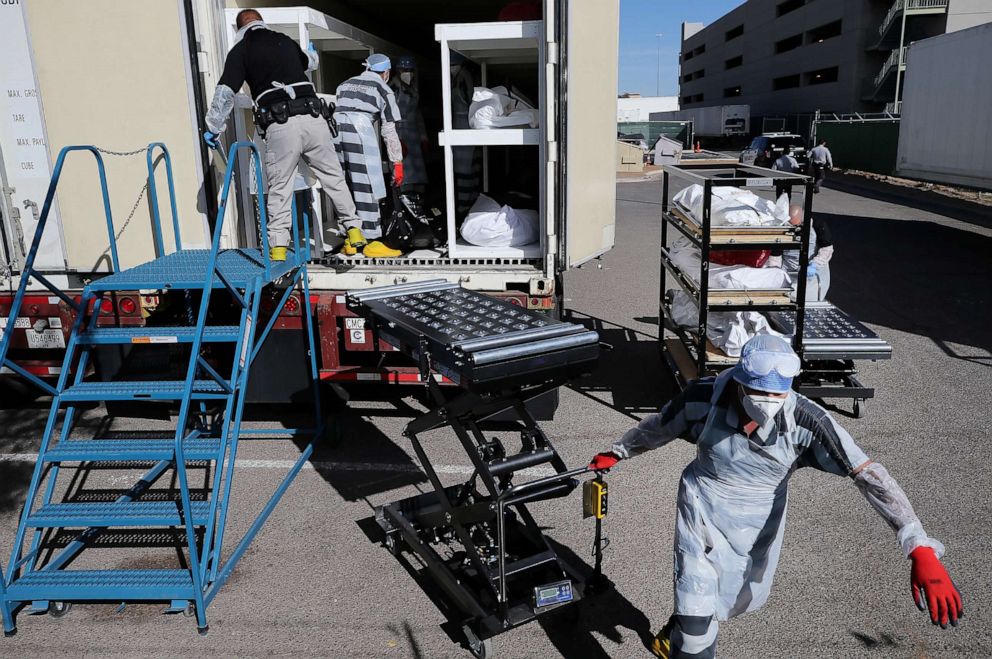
[26,329,66,349]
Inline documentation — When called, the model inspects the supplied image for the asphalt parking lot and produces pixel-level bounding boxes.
[1,173,990,658]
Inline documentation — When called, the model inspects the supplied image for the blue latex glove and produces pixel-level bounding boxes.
[807,262,818,279]
[203,130,219,149]
[307,41,317,55]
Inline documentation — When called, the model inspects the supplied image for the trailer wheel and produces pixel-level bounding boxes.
[48,601,72,618]
[323,415,344,448]
[853,400,865,419]
[463,626,493,659]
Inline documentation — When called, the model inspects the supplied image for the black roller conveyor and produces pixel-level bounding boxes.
[347,280,605,656]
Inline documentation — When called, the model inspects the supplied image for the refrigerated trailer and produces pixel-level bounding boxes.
[1,0,619,394]
[650,104,750,138]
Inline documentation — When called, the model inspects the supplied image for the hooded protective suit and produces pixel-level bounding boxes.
[610,367,943,657]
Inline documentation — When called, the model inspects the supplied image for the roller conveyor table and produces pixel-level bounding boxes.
[769,302,892,417]
[347,281,607,657]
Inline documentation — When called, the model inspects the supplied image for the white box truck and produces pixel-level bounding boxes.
[650,104,750,138]
[1,1,619,390]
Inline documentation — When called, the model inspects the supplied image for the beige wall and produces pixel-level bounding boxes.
[566,0,620,266]
[25,0,208,272]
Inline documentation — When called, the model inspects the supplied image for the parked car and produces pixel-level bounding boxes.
[740,132,808,169]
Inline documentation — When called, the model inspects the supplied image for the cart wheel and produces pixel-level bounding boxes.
[463,626,493,659]
[183,602,196,618]
[48,601,72,618]
[384,533,403,557]
[853,400,865,419]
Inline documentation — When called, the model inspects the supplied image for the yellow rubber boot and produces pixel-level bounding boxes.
[340,240,359,256]
[346,227,367,249]
[269,246,287,262]
[649,630,671,659]
[363,240,402,258]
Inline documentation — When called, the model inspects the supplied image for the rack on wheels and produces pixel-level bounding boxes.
[347,280,609,658]
[657,163,891,416]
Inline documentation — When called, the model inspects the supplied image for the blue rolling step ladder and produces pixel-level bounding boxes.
[0,141,322,636]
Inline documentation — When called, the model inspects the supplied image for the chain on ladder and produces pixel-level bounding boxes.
[92,146,153,256]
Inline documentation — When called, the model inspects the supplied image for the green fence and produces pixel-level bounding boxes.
[814,119,900,175]
[618,121,693,149]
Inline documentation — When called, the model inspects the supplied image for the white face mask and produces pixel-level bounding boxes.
[740,392,786,427]
[400,72,413,85]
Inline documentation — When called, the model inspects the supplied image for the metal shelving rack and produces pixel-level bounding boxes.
[658,163,813,385]
[436,20,546,260]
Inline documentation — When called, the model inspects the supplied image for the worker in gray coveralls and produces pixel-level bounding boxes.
[202,9,361,262]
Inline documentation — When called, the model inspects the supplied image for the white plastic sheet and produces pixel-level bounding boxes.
[670,291,783,357]
[673,184,790,227]
[668,238,791,289]
[468,86,539,129]
[460,194,539,247]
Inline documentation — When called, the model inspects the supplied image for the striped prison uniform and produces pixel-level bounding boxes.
[333,71,403,237]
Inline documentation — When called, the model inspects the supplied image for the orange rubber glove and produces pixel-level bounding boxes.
[910,546,963,628]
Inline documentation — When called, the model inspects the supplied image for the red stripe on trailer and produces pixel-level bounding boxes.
[320,370,453,384]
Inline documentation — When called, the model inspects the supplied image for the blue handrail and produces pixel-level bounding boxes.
[0,146,116,385]
[145,142,182,256]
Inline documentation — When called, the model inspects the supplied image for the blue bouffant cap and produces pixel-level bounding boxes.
[365,53,391,72]
[731,334,801,394]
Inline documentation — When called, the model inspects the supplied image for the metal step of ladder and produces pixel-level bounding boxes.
[1,142,323,637]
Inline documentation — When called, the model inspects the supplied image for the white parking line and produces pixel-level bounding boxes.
[0,453,554,477]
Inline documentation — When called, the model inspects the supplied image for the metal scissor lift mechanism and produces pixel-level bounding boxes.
[0,142,322,635]
[347,281,603,657]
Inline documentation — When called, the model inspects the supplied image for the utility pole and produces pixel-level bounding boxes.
[656,33,664,96]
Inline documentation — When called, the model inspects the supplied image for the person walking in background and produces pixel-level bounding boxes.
[808,139,833,193]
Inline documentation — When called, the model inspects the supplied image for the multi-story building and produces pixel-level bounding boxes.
[678,0,992,118]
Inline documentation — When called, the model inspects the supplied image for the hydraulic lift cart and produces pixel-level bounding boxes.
[347,280,606,658]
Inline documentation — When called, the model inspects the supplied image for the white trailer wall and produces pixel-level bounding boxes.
[896,24,992,190]
[23,0,209,271]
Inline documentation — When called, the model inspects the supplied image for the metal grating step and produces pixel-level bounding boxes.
[6,569,194,601]
[26,501,211,528]
[88,248,295,291]
[44,438,222,462]
[79,326,241,345]
[61,380,229,402]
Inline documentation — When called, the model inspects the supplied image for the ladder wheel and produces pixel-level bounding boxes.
[198,625,209,636]
[853,399,865,418]
[463,626,493,659]
[48,601,72,618]
[4,629,17,637]
[183,603,196,617]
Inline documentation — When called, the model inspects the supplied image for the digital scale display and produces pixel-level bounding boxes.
[534,580,573,608]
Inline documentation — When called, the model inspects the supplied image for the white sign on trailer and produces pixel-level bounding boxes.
[0,1,65,271]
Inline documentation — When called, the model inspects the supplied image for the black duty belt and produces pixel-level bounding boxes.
[254,96,337,138]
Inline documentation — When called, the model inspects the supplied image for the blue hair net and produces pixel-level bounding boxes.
[365,53,391,72]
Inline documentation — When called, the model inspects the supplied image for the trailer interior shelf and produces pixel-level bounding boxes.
[438,128,541,147]
[437,20,547,260]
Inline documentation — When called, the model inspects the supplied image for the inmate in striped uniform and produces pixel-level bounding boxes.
[333,70,404,237]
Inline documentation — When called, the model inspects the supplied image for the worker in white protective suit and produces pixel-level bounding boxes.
[768,204,833,301]
[589,335,963,659]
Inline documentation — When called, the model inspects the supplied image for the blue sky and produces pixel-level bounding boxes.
[618,0,745,96]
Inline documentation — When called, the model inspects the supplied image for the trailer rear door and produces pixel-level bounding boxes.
[558,0,619,269]
[0,3,66,273]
